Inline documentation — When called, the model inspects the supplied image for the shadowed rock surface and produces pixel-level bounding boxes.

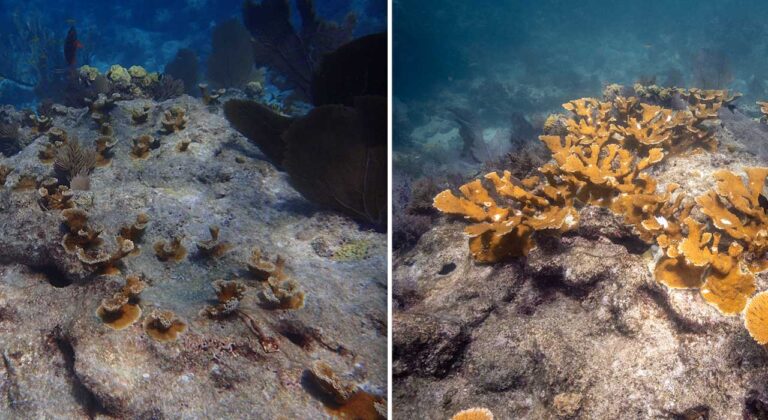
[393,109,768,419]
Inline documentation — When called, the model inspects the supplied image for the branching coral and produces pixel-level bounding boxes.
[61,209,136,274]
[38,178,74,210]
[131,134,158,159]
[130,105,151,124]
[199,84,224,105]
[119,213,149,242]
[161,107,187,133]
[154,236,186,262]
[202,279,246,318]
[249,252,305,310]
[143,309,187,342]
[95,136,116,167]
[247,248,280,281]
[435,89,768,341]
[196,226,232,258]
[96,275,147,330]
[436,91,726,261]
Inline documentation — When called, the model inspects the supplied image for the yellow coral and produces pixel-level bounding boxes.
[436,90,768,334]
[452,408,494,420]
[745,291,768,344]
[128,65,147,79]
[78,65,100,81]
[107,65,131,85]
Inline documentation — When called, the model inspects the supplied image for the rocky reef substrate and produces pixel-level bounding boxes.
[0,94,386,418]
[393,106,768,419]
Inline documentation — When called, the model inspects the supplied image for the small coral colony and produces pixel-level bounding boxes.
[435,87,768,346]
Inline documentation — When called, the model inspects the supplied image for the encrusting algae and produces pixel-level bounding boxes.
[435,87,768,343]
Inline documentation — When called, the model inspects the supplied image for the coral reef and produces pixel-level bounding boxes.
[0,93,385,418]
[143,309,187,342]
[398,87,768,418]
[434,89,768,337]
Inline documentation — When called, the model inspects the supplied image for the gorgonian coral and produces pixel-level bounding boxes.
[435,88,768,343]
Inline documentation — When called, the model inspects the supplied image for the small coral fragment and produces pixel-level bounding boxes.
[177,138,191,152]
[131,134,157,159]
[199,83,224,105]
[131,105,151,124]
[266,276,305,310]
[154,237,186,262]
[196,226,232,258]
[203,279,246,318]
[143,309,187,342]
[38,178,74,210]
[745,291,768,345]
[161,107,188,133]
[247,248,279,281]
[96,275,147,330]
[307,360,357,405]
[0,165,11,186]
[95,136,116,167]
[119,213,149,242]
[451,407,494,420]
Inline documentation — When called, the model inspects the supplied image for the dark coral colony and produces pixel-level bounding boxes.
[0,0,386,418]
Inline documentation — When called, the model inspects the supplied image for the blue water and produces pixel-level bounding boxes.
[0,0,386,107]
[394,0,768,148]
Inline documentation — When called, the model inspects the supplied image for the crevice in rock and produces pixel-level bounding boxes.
[531,272,600,300]
[50,328,109,419]
[606,235,651,255]
[30,264,72,288]
[640,285,707,334]
[437,262,456,275]
[2,349,22,411]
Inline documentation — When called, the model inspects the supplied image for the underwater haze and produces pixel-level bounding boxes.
[394,0,768,147]
[0,0,388,418]
[0,0,386,106]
